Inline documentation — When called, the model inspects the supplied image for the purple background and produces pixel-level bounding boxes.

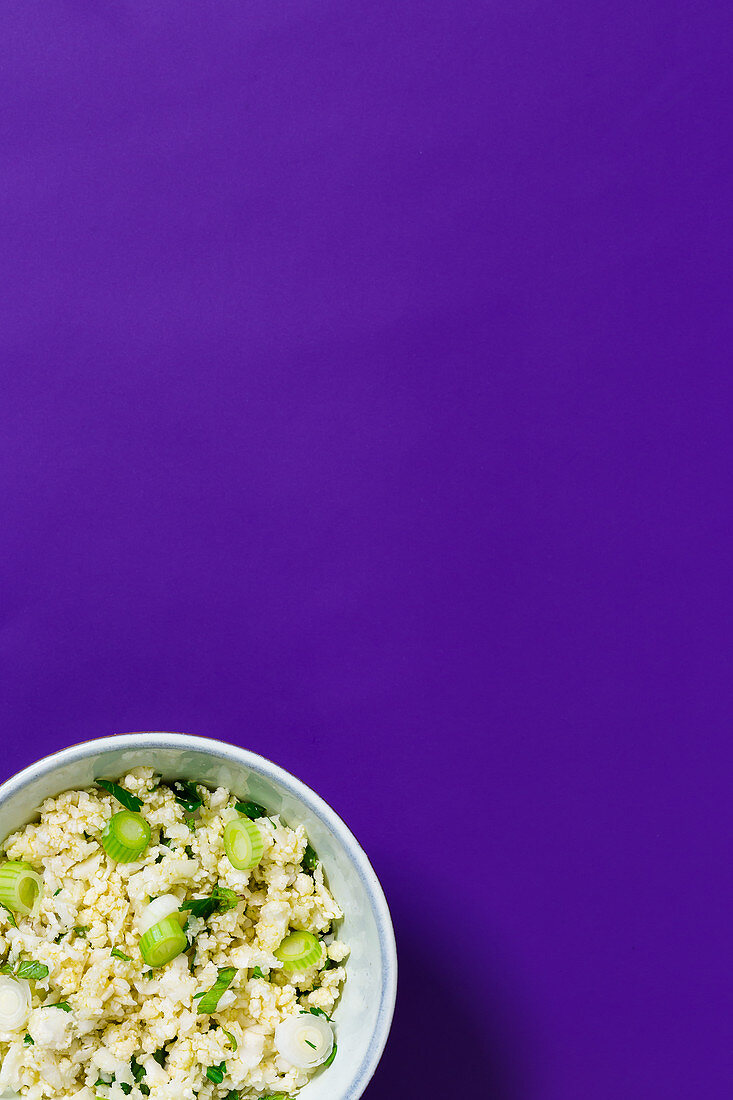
[1,2,730,1096]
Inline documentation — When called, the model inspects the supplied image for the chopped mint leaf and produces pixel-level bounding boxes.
[234,800,268,820]
[302,843,318,872]
[97,780,143,813]
[205,1062,226,1084]
[16,960,49,980]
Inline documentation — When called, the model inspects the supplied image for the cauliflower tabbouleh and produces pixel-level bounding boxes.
[0,769,349,1100]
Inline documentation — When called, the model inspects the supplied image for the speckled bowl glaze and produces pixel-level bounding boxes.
[0,733,397,1100]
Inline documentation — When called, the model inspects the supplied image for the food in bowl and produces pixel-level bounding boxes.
[0,767,349,1100]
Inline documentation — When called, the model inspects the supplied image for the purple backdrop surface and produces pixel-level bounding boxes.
[1,2,731,1097]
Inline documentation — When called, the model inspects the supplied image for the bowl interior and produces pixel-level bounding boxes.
[0,735,395,1100]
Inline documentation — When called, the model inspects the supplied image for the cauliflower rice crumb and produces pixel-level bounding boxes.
[0,769,349,1100]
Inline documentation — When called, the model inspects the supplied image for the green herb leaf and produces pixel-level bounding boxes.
[0,904,17,928]
[73,925,88,939]
[251,966,265,980]
[54,932,66,944]
[111,948,131,961]
[196,967,237,1014]
[140,1086,150,1097]
[52,1001,72,1011]
[184,845,194,858]
[130,1056,146,1083]
[24,1034,34,1045]
[168,781,202,814]
[222,1028,237,1051]
[301,1005,332,1021]
[152,1049,167,1067]
[97,780,143,813]
[302,843,318,872]
[120,1084,132,1095]
[323,1041,337,1068]
[235,800,268,820]
[53,888,62,897]
[159,836,172,847]
[181,885,238,921]
[0,963,14,975]
[205,1062,226,1084]
[323,957,339,970]
[16,960,49,980]
[304,1039,317,1049]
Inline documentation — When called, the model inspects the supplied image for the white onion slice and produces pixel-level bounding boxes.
[274,1012,334,1068]
[137,894,183,935]
[0,977,31,1031]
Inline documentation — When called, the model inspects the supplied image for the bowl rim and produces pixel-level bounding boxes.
[0,731,397,1100]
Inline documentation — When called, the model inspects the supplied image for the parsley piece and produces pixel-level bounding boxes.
[206,1062,226,1084]
[195,967,237,1014]
[304,1039,317,1049]
[0,904,17,928]
[301,1005,332,1021]
[120,1085,132,1095]
[323,957,339,970]
[222,1028,237,1051]
[181,885,238,921]
[0,963,14,975]
[52,1001,72,1011]
[53,888,62,897]
[131,1056,146,1083]
[323,1041,337,1068]
[302,843,318,872]
[16,960,49,980]
[251,966,266,980]
[54,932,67,944]
[234,800,268,820]
[184,845,194,858]
[152,1049,167,1067]
[140,1087,150,1097]
[24,1034,34,1045]
[111,949,131,961]
[97,780,143,813]
[167,781,203,814]
[73,925,88,939]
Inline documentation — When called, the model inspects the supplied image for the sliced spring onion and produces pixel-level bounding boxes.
[274,1012,334,1068]
[138,895,185,936]
[0,976,31,1030]
[139,916,187,968]
[234,800,268,820]
[97,780,143,813]
[323,1041,337,1068]
[0,862,43,917]
[274,931,323,973]
[195,966,237,1013]
[223,818,263,871]
[101,811,151,862]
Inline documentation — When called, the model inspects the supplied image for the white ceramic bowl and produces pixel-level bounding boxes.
[0,732,397,1100]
